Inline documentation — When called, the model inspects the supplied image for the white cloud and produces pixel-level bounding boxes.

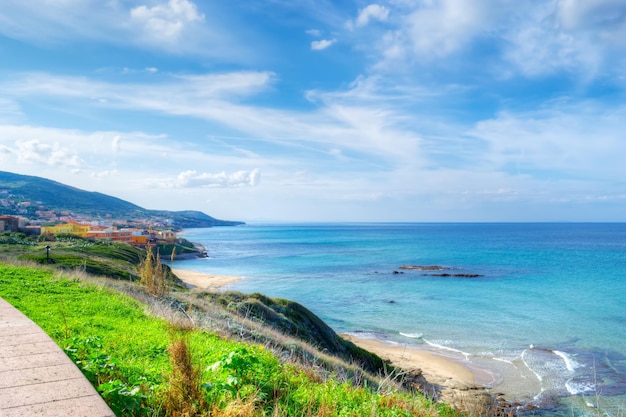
[500,3,605,79]
[402,0,490,58]
[130,0,205,45]
[2,71,275,107]
[0,0,246,59]
[91,169,118,179]
[171,169,261,188]
[306,29,322,37]
[112,135,121,152]
[470,101,626,179]
[13,139,84,168]
[0,124,268,214]
[558,0,626,33]
[356,4,390,27]
[363,0,626,82]
[311,39,337,50]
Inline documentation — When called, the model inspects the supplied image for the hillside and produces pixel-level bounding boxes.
[0,262,458,417]
[0,171,243,228]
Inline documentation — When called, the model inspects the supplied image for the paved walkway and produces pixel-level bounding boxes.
[0,298,114,417]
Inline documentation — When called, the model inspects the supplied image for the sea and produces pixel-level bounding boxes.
[175,223,626,416]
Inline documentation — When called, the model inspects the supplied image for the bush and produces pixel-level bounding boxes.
[140,248,169,297]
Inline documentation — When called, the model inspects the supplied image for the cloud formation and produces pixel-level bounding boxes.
[1,1,625,221]
[13,139,83,168]
[311,39,337,50]
[130,0,205,45]
[0,0,244,58]
[112,135,121,152]
[173,169,261,188]
[356,4,390,27]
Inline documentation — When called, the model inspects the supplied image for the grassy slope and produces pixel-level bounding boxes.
[0,236,186,286]
[0,263,459,417]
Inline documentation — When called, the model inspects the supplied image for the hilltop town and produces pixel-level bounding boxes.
[0,188,184,245]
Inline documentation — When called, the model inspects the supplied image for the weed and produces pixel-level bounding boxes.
[140,248,169,297]
[163,337,207,416]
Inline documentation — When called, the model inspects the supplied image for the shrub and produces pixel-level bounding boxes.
[140,248,169,297]
[163,337,207,416]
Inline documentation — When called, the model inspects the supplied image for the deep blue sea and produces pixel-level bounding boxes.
[176,223,626,416]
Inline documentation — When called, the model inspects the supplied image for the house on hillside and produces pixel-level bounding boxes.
[40,222,90,237]
[157,230,177,241]
[0,216,20,232]
[87,228,133,244]
[22,225,42,236]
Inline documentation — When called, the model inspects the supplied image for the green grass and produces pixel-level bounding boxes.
[0,263,460,417]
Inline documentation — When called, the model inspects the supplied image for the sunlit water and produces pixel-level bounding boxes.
[176,223,626,416]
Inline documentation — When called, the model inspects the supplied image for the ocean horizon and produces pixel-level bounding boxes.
[176,222,626,416]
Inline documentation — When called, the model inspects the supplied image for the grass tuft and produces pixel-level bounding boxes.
[163,336,206,416]
[140,248,169,297]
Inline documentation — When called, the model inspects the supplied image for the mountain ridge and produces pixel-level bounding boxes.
[0,171,244,229]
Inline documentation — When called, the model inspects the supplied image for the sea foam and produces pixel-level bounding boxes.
[553,350,580,373]
[399,332,423,339]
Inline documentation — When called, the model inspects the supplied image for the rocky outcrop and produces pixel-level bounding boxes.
[422,273,483,278]
[398,265,452,271]
[398,265,483,278]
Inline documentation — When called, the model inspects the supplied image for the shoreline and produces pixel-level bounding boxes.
[342,333,496,413]
[170,263,498,413]
[171,268,242,291]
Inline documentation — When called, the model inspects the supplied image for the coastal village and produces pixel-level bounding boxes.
[0,213,178,246]
[0,190,178,246]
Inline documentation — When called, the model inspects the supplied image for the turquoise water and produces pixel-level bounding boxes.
[177,223,626,416]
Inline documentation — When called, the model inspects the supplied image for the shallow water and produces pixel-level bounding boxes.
[178,223,626,416]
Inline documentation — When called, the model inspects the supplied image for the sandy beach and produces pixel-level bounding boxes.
[171,268,241,291]
[342,334,495,412]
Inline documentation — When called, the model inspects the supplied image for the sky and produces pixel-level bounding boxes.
[1,0,625,223]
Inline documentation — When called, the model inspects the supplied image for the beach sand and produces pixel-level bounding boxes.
[342,334,496,413]
[171,268,241,291]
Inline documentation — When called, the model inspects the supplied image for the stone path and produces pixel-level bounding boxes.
[0,298,114,417]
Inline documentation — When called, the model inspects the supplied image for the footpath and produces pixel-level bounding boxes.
[0,297,114,417]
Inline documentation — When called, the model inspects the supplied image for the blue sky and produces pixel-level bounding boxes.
[1,0,625,222]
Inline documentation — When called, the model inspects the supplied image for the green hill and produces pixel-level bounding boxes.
[0,262,458,417]
[0,171,243,228]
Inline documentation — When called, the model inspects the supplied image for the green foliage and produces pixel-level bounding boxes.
[0,232,37,246]
[0,263,459,417]
[19,251,139,281]
[9,240,144,280]
[156,239,196,256]
[65,336,151,416]
[202,291,387,375]
[98,379,148,416]
[74,241,145,265]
